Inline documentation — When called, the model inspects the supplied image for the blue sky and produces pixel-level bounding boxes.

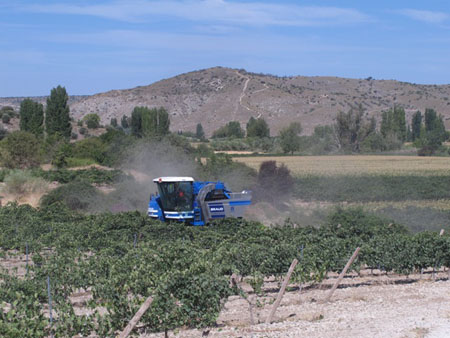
[1,0,450,96]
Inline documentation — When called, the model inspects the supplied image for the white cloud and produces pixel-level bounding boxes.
[16,0,369,26]
[398,9,448,24]
[43,29,378,55]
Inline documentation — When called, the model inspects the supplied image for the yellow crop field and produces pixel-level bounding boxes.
[234,155,450,176]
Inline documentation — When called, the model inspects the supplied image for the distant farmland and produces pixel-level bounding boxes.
[234,155,450,176]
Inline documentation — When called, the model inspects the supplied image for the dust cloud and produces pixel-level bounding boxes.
[100,139,199,213]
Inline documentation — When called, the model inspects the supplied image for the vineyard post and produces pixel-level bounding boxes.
[444,229,450,279]
[118,296,153,338]
[265,258,298,324]
[298,245,304,294]
[47,276,53,337]
[323,247,360,303]
[438,229,445,280]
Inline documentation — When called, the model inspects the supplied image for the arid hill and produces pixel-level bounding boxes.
[2,67,450,136]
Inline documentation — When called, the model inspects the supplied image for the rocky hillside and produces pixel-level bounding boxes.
[2,67,450,136]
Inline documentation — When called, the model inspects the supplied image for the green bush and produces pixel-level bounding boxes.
[0,169,11,182]
[83,113,100,129]
[65,157,97,167]
[0,127,7,141]
[73,137,107,164]
[110,118,118,127]
[51,143,73,168]
[2,113,10,124]
[212,121,244,138]
[195,143,213,157]
[40,179,100,211]
[418,145,435,156]
[1,170,47,195]
[0,131,41,169]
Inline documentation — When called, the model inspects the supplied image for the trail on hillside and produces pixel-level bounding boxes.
[234,71,257,118]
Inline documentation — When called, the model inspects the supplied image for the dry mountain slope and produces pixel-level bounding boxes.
[3,67,450,136]
[69,67,450,135]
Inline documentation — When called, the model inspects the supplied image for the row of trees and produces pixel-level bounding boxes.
[207,105,448,155]
[19,86,72,138]
[335,105,447,154]
[121,106,171,138]
[211,117,270,139]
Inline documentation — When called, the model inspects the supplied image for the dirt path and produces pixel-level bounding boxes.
[252,82,269,96]
[143,272,450,338]
[234,70,260,117]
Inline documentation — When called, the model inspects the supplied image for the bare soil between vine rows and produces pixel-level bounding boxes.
[143,271,450,338]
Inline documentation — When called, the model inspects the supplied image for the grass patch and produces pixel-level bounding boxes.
[294,175,450,202]
[65,157,97,167]
[1,170,48,196]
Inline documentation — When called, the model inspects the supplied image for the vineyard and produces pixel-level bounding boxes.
[1,203,449,336]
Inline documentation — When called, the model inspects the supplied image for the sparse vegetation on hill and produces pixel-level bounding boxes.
[2,67,450,139]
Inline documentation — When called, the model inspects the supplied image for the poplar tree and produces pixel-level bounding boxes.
[411,111,422,141]
[19,98,44,136]
[196,123,205,140]
[45,85,71,138]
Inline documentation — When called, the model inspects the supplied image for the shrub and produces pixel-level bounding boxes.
[79,127,87,135]
[212,121,244,138]
[0,131,41,169]
[71,132,78,140]
[65,157,97,167]
[279,122,302,154]
[51,143,73,168]
[195,143,212,157]
[83,113,101,129]
[0,169,11,182]
[1,170,48,196]
[73,137,107,164]
[39,133,68,164]
[418,145,435,156]
[77,120,83,127]
[121,115,129,129]
[40,179,100,211]
[1,106,14,114]
[110,118,118,128]
[2,113,10,124]
[0,127,7,141]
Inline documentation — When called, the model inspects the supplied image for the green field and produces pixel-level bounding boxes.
[236,155,450,233]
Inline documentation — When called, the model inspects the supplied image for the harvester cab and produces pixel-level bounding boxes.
[148,177,252,225]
